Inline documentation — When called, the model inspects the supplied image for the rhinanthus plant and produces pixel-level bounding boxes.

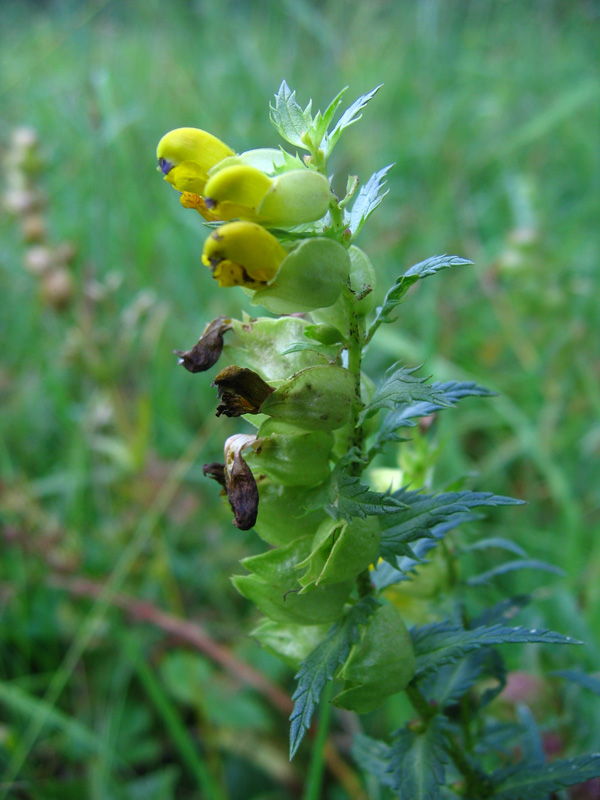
[157,82,600,798]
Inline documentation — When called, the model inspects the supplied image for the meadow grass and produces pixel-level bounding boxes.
[0,1,599,797]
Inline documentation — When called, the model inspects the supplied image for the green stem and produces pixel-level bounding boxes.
[302,680,334,800]
[443,731,493,798]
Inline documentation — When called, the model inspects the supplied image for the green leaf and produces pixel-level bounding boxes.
[371,380,495,454]
[466,559,564,586]
[491,753,600,799]
[380,488,524,565]
[388,717,448,799]
[359,365,452,424]
[325,464,407,522]
[235,537,352,625]
[420,652,486,710]
[349,163,393,236]
[269,80,312,149]
[411,620,581,678]
[251,619,329,668]
[325,85,383,156]
[465,537,528,558]
[352,734,395,788]
[551,669,600,697]
[281,340,342,360]
[310,86,348,148]
[289,597,378,759]
[368,255,472,337]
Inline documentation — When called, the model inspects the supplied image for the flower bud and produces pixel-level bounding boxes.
[156,127,234,195]
[202,221,287,289]
[204,165,330,225]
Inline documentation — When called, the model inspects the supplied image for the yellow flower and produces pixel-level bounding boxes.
[204,165,331,226]
[202,221,286,289]
[156,127,234,195]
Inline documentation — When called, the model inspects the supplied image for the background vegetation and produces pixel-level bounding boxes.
[0,0,598,797]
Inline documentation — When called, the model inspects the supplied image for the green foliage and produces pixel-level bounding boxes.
[380,488,523,564]
[289,597,378,758]
[411,619,580,678]
[2,4,599,797]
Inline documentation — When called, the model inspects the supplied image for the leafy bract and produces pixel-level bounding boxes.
[466,559,563,586]
[411,620,581,678]
[388,717,448,800]
[325,463,407,522]
[325,85,383,154]
[420,652,487,709]
[491,754,600,799]
[352,734,395,788]
[552,669,600,697]
[289,597,378,758]
[269,80,312,149]
[368,255,472,338]
[380,488,523,565]
[371,380,495,455]
[349,164,393,237]
[359,365,452,424]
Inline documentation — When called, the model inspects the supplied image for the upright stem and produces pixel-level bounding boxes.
[302,680,334,800]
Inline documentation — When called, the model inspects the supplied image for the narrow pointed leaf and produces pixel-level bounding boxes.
[289,597,378,759]
[491,754,600,799]
[369,255,472,337]
[411,620,581,677]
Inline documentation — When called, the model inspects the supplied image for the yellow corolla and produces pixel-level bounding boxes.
[202,221,287,289]
[204,165,331,226]
[156,127,234,196]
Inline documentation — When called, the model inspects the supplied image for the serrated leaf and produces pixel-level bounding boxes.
[349,163,393,236]
[411,620,581,678]
[470,595,531,628]
[380,488,524,566]
[359,365,452,424]
[517,705,545,767]
[325,85,383,156]
[311,86,348,147]
[421,651,487,709]
[269,80,312,149]
[325,466,407,522]
[388,717,448,799]
[491,753,600,799]
[466,559,564,586]
[289,597,378,759]
[552,669,600,697]
[352,734,395,788]
[368,255,472,338]
[465,537,528,558]
[371,380,495,455]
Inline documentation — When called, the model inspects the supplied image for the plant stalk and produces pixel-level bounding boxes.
[302,679,335,800]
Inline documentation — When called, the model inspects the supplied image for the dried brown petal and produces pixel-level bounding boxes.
[212,365,274,418]
[224,434,259,530]
[202,462,226,488]
[175,316,231,373]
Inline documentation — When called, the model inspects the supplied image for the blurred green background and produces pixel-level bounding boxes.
[0,0,599,797]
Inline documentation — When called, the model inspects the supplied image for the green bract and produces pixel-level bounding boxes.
[333,603,415,713]
[252,237,351,314]
[260,365,354,431]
